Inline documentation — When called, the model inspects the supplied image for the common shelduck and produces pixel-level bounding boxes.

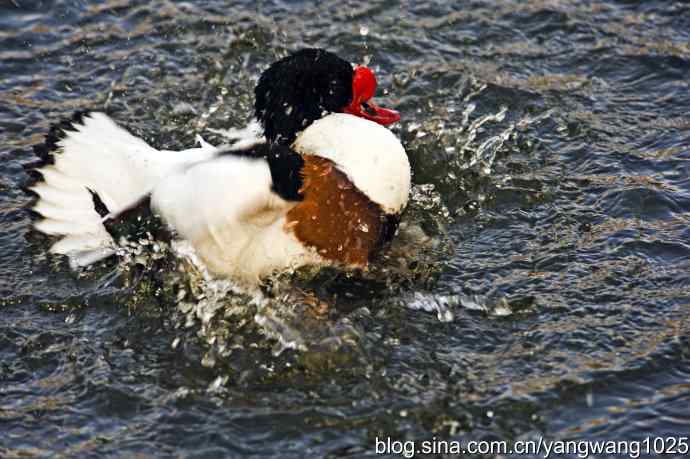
[26,48,411,284]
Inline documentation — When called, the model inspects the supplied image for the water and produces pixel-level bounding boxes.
[2,0,690,457]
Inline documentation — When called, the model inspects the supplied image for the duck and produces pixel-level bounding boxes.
[26,48,411,284]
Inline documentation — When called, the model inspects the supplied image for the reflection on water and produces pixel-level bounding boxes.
[1,0,689,457]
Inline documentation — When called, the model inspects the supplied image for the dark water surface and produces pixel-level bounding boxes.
[2,1,690,458]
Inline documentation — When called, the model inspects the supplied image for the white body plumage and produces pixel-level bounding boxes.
[29,112,410,283]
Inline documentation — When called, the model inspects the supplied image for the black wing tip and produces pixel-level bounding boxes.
[23,109,93,190]
[23,167,44,183]
[30,109,92,165]
[87,187,110,218]
[22,110,94,222]
[25,207,45,222]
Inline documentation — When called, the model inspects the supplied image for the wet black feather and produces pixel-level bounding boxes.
[23,110,93,218]
[376,213,401,251]
[103,195,172,243]
[24,110,91,184]
[218,142,305,202]
[254,48,353,145]
[87,188,110,218]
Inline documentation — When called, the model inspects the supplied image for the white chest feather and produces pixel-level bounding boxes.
[292,113,411,214]
[150,156,320,283]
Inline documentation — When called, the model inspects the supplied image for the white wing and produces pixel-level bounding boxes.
[29,112,218,266]
[150,155,312,281]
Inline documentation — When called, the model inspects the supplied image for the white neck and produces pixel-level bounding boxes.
[292,113,410,214]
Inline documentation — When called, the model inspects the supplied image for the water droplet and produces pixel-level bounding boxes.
[201,352,216,368]
[438,308,454,323]
[207,375,227,391]
[407,122,421,132]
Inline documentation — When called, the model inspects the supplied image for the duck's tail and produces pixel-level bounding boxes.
[25,111,169,267]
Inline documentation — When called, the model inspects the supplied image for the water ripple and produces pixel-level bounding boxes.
[1,0,690,457]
